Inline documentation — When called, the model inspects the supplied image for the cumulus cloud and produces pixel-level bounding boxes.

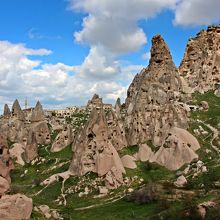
[174,0,220,26]
[70,0,176,54]
[0,40,130,112]
[73,46,120,80]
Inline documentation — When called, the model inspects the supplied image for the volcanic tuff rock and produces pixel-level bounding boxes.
[0,194,33,220]
[149,127,200,170]
[25,130,38,162]
[3,104,10,118]
[0,100,50,165]
[51,124,73,152]
[0,134,14,184]
[11,99,25,121]
[125,35,188,147]
[179,25,220,93]
[87,94,103,111]
[30,101,45,122]
[69,105,126,182]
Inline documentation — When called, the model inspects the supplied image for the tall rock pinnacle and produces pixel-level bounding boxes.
[11,99,25,121]
[125,35,187,146]
[3,104,11,117]
[30,101,45,122]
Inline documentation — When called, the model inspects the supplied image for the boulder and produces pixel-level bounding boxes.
[0,194,33,220]
[200,101,209,111]
[174,175,187,188]
[150,127,200,170]
[137,144,154,162]
[121,155,137,169]
[214,88,220,97]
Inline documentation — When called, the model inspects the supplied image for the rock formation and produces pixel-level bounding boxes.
[106,110,127,150]
[69,107,125,178]
[179,25,220,93]
[125,35,188,147]
[0,194,33,220]
[3,104,10,118]
[86,94,103,111]
[51,124,73,152]
[149,127,200,170]
[25,130,38,162]
[30,101,45,122]
[0,134,14,184]
[11,99,25,121]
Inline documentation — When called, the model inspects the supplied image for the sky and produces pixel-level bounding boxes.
[0,0,220,111]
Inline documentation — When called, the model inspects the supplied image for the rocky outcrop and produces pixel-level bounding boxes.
[86,94,103,111]
[32,121,51,145]
[0,194,33,220]
[150,127,200,170]
[0,176,10,196]
[25,130,38,162]
[3,104,10,118]
[30,101,45,122]
[121,155,137,169]
[51,125,73,152]
[11,99,25,121]
[179,25,220,93]
[125,35,187,147]
[0,135,14,183]
[9,143,25,166]
[106,110,127,150]
[69,107,125,182]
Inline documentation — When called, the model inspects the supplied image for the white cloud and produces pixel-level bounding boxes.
[70,0,176,54]
[73,45,120,80]
[0,40,128,112]
[174,0,220,26]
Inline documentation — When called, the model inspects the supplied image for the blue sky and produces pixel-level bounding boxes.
[0,0,219,110]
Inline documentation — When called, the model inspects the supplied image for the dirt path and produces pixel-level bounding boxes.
[197,120,219,154]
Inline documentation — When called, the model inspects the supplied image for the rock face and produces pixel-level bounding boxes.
[0,100,50,165]
[25,130,38,162]
[32,121,51,145]
[87,94,103,110]
[179,25,220,93]
[69,106,125,181]
[0,135,14,183]
[106,110,127,150]
[3,104,10,117]
[125,35,187,147]
[51,125,73,152]
[150,127,200,170]
[0,176,10,196]
[0,194,33,220]
[11,99,25,121]
[30,101,45,122]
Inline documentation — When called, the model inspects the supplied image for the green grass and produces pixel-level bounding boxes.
[191,91,220,127]
[119,145,139,156]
